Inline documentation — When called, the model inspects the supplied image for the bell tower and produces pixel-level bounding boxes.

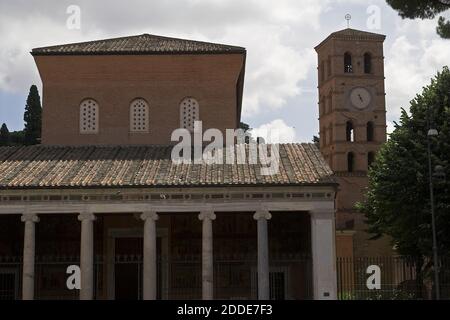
[315,28,391,257]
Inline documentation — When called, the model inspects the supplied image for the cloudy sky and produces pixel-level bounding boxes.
[1,0,449,142]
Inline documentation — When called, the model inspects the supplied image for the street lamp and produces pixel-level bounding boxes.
[427,123,440,300]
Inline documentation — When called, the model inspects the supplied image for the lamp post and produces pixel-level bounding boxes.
[426,118,440,300]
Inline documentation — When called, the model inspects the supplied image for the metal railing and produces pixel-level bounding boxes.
[5,254,450,300]
[336,256,450,300]
[0,256,22,300]
[0,254,311,300]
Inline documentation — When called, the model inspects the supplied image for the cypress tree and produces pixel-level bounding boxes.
[0,123,10,146]
[23,85,42,145]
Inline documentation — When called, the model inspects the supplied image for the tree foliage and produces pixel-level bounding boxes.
[358,67,450,263]
[238,121,255,143]
[239,122,251,131]
[0,123,10,146]
[10,130,25,146]
[386,0,450,38]
[437,16,450,39]
[23,85,42,145]
[312,135,320,148]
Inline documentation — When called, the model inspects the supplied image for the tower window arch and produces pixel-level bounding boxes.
[368,152,375,168]
[346,121,354,142]
[344,52,353,73]
[130,98,149,132]
[79,99,99,134]
[364,52,372,74]
[347,152,355,172]
[180,97,199,132]
[367,121,374,142]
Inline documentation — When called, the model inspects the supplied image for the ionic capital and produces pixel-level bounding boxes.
[253,210,272,221]
[21,213,40,223]
[140,211,159,221]
[78,212,96,222]
[198,211,216,221]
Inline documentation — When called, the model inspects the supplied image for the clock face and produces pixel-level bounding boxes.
[350,87,372,110]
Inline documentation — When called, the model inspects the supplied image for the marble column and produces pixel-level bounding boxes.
[198,210,216,300]
[140,211,159,300]
[310,209,337,300]
[21,213,39,300]
[78,212,96,300]
[253,210,271,300]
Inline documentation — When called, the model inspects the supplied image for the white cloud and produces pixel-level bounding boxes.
[1,0,449,141]
[238,27,316,116]
[252,119,296,143]
[0,12,103,94]
[0,0,328,115]
[385,18,450,121]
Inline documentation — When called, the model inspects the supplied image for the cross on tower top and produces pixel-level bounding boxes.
[345,14,351,28]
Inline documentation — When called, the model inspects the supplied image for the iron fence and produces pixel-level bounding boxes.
[0,254,311,300]
[0,256,22,300]
[336,256,450,300]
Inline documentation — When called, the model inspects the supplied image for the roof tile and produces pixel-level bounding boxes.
[0,144,334,189]
[32,34,246,56]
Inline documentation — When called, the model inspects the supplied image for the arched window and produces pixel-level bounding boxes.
[364,53,372,74]
[367,121,374,142]
[347,152,355,172]
[79,99,99,134]
[130,99,149,132]
[344,52,353,73]
[368,152,375,168]
[180,97,199,132]
[346,121,354,142]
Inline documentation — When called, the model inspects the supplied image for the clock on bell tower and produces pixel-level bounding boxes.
[315,28,391,257]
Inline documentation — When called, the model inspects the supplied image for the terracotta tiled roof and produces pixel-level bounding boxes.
[330,28,386,39]
[0,144,334,189]
[315,28,385,50]
[31,34,246,56]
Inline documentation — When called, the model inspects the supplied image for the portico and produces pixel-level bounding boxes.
[0,143,338,300]
[0,186,337,300]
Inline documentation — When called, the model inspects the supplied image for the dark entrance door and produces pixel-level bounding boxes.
[114,236,162,300]
[114,237,142,300]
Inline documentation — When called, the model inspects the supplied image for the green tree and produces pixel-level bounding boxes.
[10,130,25,146]
[0,123,10,146]
[386,0,450,38]
[358,67,450,295]
[23,85,42,145]
[312,135,320,148]
[238,121,255,143]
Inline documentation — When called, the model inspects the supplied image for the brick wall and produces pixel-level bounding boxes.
[34,53,245,145]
